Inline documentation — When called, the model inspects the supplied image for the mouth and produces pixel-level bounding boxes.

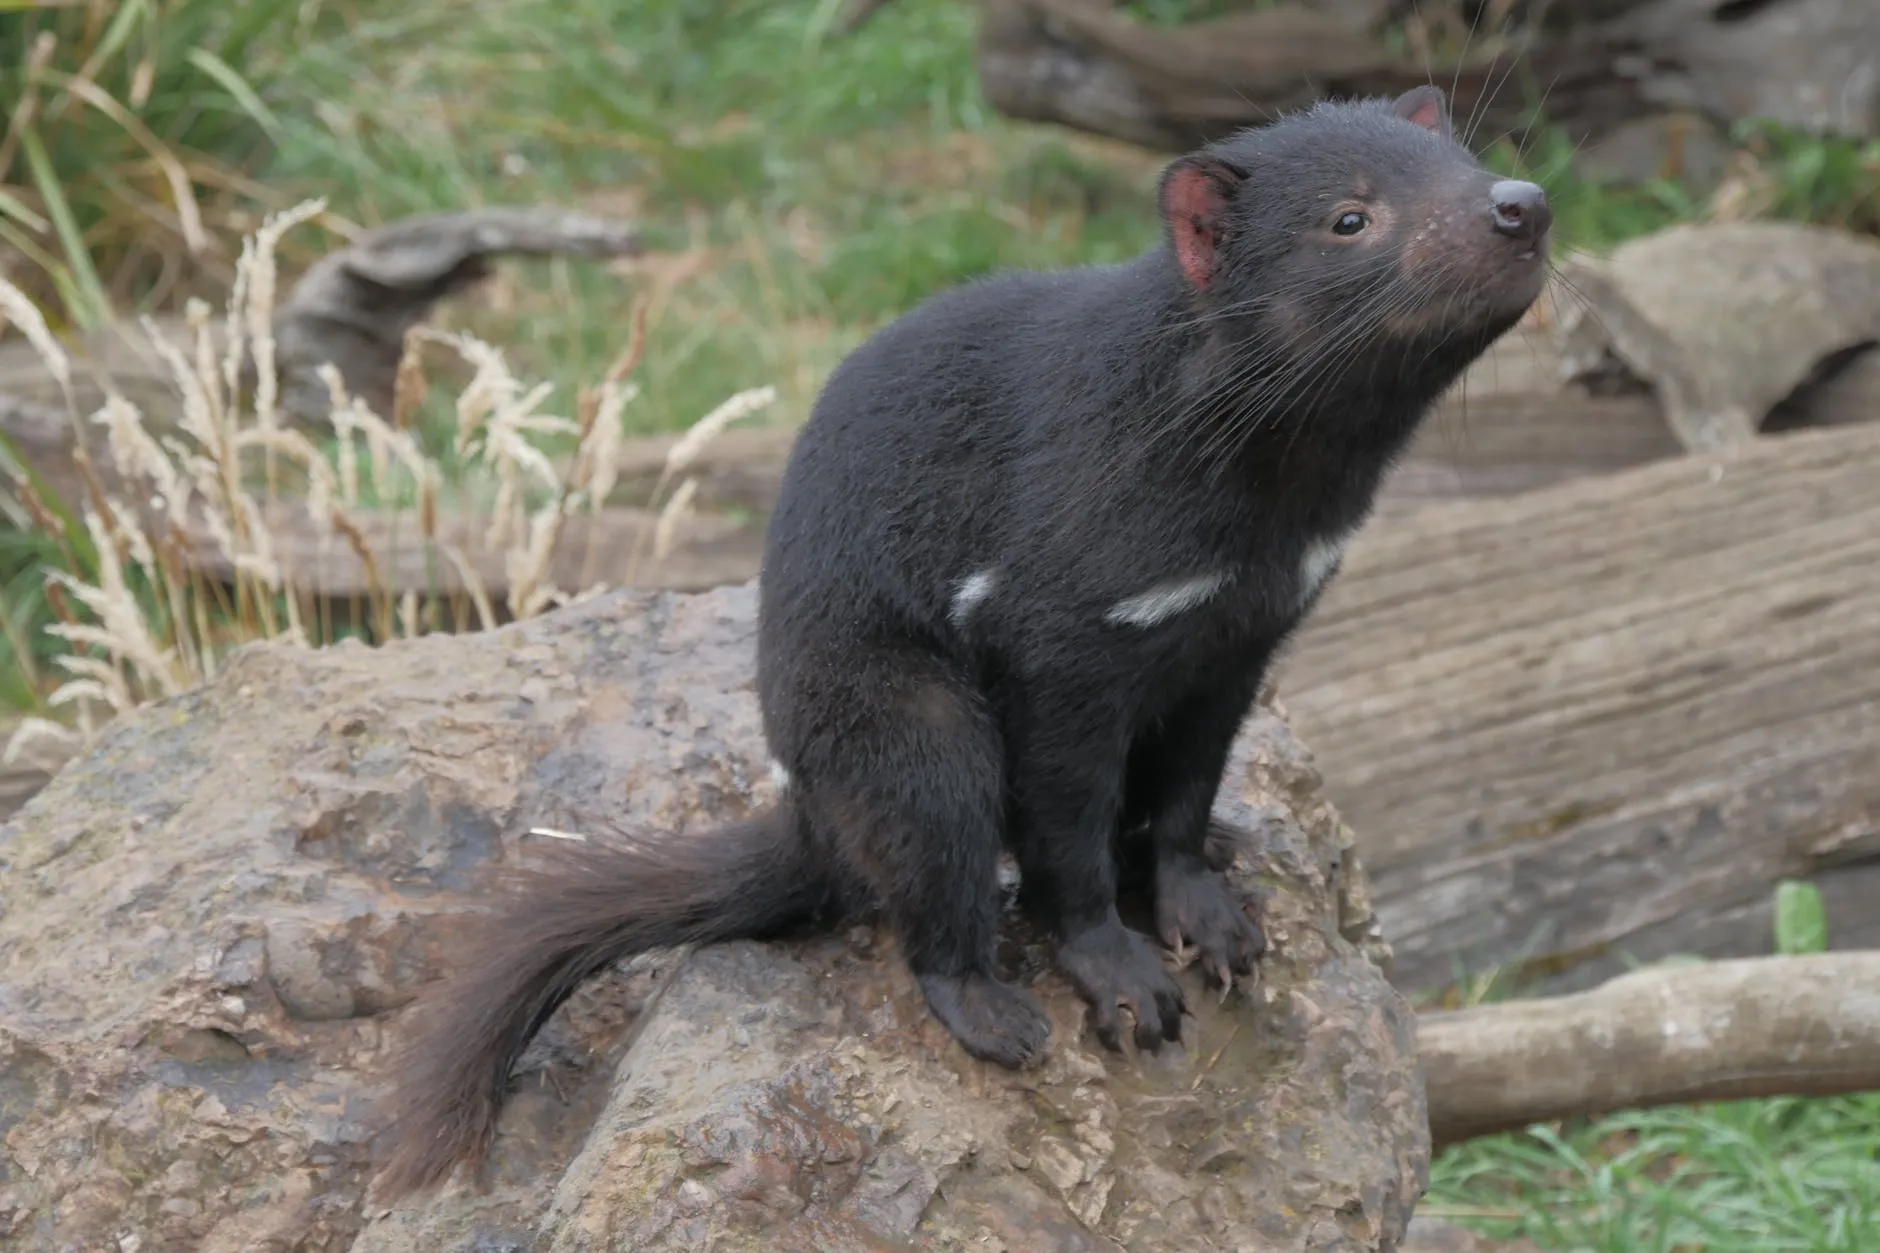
[1515,228,1554,265]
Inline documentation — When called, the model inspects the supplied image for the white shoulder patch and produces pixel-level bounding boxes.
[949,568,998,627]
[1104,571,1228,628]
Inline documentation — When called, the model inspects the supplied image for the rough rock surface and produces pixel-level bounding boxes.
[0,581,1427,1251]
[1554,222,1880,452]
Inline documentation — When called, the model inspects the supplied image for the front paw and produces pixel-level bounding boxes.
[1155,859,1265,989]
[1054,917,1187,1053]
[918,972,1053,1069]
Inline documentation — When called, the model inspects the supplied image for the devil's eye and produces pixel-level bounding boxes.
[1333,211,1369,236]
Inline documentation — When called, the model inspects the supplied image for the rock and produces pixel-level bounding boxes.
[1570,110,1732,194]
[1554,221,1880,452]
[0,581,1426,1251]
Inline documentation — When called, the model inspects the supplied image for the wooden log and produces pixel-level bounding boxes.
[973,0,1617,154]
[180,501,766,605]
[1275,420,1880,995]
[268,206,642,427]
[0,205,642,511]
[602,424,802,517]
[1,207,642,432]
[584,328,1691,526]
[588,328,1880,525]
[1378,328,1684,512]
[1420,951,1880,1148]
[972,0,1880,155]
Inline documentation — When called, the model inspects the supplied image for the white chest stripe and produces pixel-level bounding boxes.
[1104,571,1228,628]
[1299,532,1351,603]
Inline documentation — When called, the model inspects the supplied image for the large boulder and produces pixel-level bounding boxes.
[0,581,1427,1251]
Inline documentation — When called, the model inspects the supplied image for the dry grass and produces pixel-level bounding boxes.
[0,198,773,766]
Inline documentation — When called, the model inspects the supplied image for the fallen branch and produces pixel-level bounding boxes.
[269,205,644,425]
[1420,951,1880,1148]
[0,204,645,509]
[973,0,1880,154]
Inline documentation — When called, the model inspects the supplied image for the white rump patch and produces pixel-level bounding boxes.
[949,568,998,627]
[1298,532,1352,604]
[1104,571,1228,628]
[768,760,793,793]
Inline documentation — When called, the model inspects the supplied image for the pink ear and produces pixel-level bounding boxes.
[1391,85,1452,142]
[1159,157,1242,292]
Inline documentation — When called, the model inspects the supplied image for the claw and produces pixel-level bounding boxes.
[1155,859,1267,997]
[1056,918,1189,1056]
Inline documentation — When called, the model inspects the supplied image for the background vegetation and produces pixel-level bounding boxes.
[9,0,1876,431]
[1421,879,1878,1251]
[4,2,1878,1248]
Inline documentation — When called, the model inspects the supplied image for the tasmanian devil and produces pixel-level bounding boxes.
[373,84,1551,1200]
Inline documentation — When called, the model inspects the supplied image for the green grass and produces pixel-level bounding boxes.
[0,0,303,328]
[229,0,1171,443]
[1429,1095,1880,1251]
[1424,882,1880,1252]
[4,0,1172,442]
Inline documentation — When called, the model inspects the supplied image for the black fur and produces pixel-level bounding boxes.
[373,84,1550,1200]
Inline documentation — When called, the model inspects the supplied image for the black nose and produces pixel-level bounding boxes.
[1489,179,1552,248]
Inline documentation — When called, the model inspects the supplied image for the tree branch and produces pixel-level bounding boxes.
[1420,951,1880,1148]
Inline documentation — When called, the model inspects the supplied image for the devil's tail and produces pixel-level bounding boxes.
[371,801,830,1201]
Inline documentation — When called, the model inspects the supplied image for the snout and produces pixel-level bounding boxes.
[1488,179,1552,253]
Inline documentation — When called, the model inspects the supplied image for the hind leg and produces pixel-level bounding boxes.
[786,642,1050,1068]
